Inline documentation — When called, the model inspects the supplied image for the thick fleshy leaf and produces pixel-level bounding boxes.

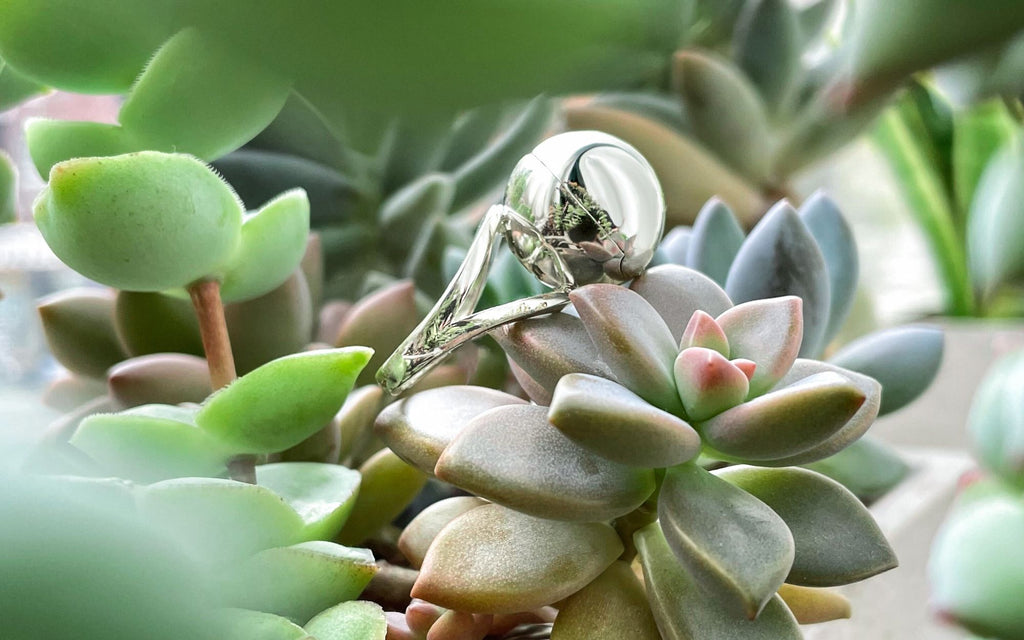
[952,99,1019,217]
[335,449,428,546]
[717,466,897,587]
[672,53,770,182]
[700,371,866,462]
[776,584,851,624]
[684,198,746,287]
[25,119,138,178]
[715,296,802,396]
[803,435,910,503]
[195,347,371,454]
[630,265,733,342]
[968,350,1024,488]
[829,326,943,416]
[732,0,801,112]
[220,189,310,303]
[968,133,1024,296]
[571,284,682,414]
[225,271,315,375]
[398,496,488,569]
[107,353,211,407]
[378,174,456,259]
[305,601,387,640]
[0,149,16,223]
[256,462,361,541]
[659,464,793,619]
[725,202,829,358]
[658,226,692,265]
[375,385,526,474]
[674,348,750,422]
[635,522,802,639]
[549,374,701,468]
[114,290,203,357]
[37,287,128,379]
[0,62,48,112]
[413,504,622,614]
[437,404,655,521]
[337,385,386,467]
[798,192,858,345]
[42,374,107,412]
[680,310,730,356]
[438,103,505,172]
[213,609,309,640]
[551,561,661,640]
[71,405,230,482]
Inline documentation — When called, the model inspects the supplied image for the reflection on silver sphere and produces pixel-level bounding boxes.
[502,130,665,289]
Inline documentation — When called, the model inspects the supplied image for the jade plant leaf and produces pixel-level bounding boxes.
[107,353,211,407]
[775,584,851,624]
[220,189,310,303]
[70,404,229,482]
[635,522,802,639]
[335,449,428,546]
[413,503,623,614]
[398,496,487,569]
[828,326,943,416]
[195,347,371,454]
[797,192,858,345]
[304,601,387,640]
[717,466,897,587]
[658,464,794,619]
[375,385,526,474]
[715,296,802,397]
[212,609,309,640]
[256,462,361,541]
[630,264,733,342]
[549,373,701,468]
[37,287,128,379]
[436,404,656,521]
[34,152,244,291]
[684,198,747,287]
[551,561,661,640]
[221,541,377,624]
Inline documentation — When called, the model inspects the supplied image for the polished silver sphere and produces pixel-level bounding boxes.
[502,130,665,289]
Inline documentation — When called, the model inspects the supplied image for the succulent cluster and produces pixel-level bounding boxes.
[929,350,1024,640]
[376,265,898,638]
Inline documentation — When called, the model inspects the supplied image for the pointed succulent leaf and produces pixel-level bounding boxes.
[717,466,897,586]
[684,198,747,287]
[336,385,386,466]
[438,404,655,521]
[336,449,428,546]
[226,271,314,375]
[635,522,802,639]
[413,504,623,614]
[680,310,730,356]
[438,103,505,172]
[71,406,230,482]
[732,0,801,112]
[256,462,361,541]
[34,152,244,291]
[107,353,211,407]
[220,189,310,303]
[571,284,682,414]
[797,192,858,344]
[551,561,661,640]
[967,137,1024,295]
[715,296,802,396]
[700,372,866,462]
[114,290,203,357]
[658,226,692,265]
[305,601,387,640]
[659,464,794,619]
[672,53,771,182]
[732,358,757,381]
[549,373,701,468]
[0,62,48,112]
[776,584,851,624]
[968,350,1024,488]
[138,477,306,562]
[26,119,138,178]
[630,265,733,342]
[398,496,488,569]
[953,99,1019,216]
[212,609,309,640]
[674,347,750,421]
[725,202,830,358]
[195,347,371,454]
[379,174,456,255]
[590,91,690,133]
[375,385,526,474]
[37,287,128,379]
[803,435,910,503]
[0,150,16,223]
[829,326,943,416]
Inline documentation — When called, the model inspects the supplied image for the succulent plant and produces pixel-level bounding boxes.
[930,349,1024,639]
[376,265,898,638]
[0,149,16,224]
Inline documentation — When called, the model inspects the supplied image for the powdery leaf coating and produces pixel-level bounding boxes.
[37,287,128,379]
[658,464,794,620]
[107,353,211,407]
[304,601,387,640]
[549,373,701,468]
[716,296,803,397]
[436,404,656,521]
[715,466,897,587]
[413,504,623,614]
[34,152,243,291]
[775,584,851,625]
[375,385,526,474]
[673,347,750,422]
[336,449,428,546]
[630,264,733,342]
[256,462,361,541]
[550,561,661,640]
[798,192,859,345]
[679,310,730,356]
[398,496,488,569]
[195,347,371,454]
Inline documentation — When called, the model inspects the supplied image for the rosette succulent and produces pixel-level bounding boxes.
[376,265,897,638]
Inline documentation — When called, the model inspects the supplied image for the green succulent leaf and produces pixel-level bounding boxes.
[715,296,803,397]
[225,271,314,375]
[968,350,1024,488]
[797,0,836,42]
[0,150,16,223]
[803,435,911,503]
[37,287,128,379]
[0,58,48,111]
[551,561,661,640]
[716,466,897,587]
[674,347,750,422]
[335,449,428,546]
[967,135,1024,297]
[630,264,733,342]
[336,385,386,467]
[34,152,243,291]
[220,189,310,303]
[107,353,211,407]
[378,174,456,260]
[212,609,309,640]
[114,290,203,357]
[680,310,730,356]
[25,118,139,178]
[256,462,361,541]
[732,0,801,113]
[413,503,623,614]
[953,99,1019,223]
[398,496,487,569]
[634,522,802,639]
[797,192,858,345]
[658,464,794,619]
[438,103,506,172]
[549,373,701,468]
[590,91,690,133]
[304,601,387,640]
[776,584,851,625]
[828,326,943,416]
[196,347,370,454]
[684,198,746,287]
[437,404,656,521]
